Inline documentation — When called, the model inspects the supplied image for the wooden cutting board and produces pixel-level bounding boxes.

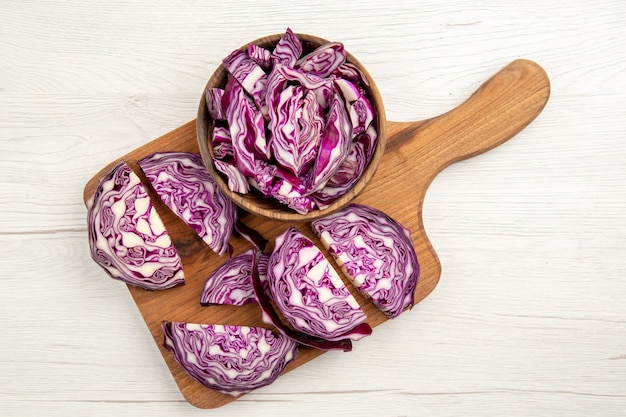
[83,59,550,409]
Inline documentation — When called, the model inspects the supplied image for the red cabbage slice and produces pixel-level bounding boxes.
[247,159,278,196]
[270,88,324,179]
[199,246,273,306]
[298,89,325,160]
[264,65,328,150]
[211,124,234,160]
[328,141,367,187]
[250,250,355,351]
[223,75,269,174]
[223,49,268,115]
[138,152,237,256]
[266,227,371,342]
[276,64,329,90]
[269,84,306,175]
[312,82,334,109]
[162,321,298,396]
[263,64,288,129]
[200,250,256,306]
[271,27,302,67]
[334,78,373,135]
[272,186,317,215]
[312,140,367,210]
[314,125,378,209]
[332,62,370,87]
[295,42,346,78]
[213,159,250,194]
[309,92,353,192]
[356,123,378,162]
[205,87,226,121]
[349,95,375,136]
[248,43,272,70]
[311,204,420,318]
[87,160,184,290]
[334,78,361,103]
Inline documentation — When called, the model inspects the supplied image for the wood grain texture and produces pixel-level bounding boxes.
[3,1,626,416]
[82,59,549,409]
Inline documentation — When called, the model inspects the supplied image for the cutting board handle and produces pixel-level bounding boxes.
[386,59,551,178]
[358,59,550,307]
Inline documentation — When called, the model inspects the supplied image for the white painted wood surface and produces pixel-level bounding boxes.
[1,1,625,416]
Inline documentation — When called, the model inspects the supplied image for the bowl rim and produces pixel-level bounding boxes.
[196,32,387,222]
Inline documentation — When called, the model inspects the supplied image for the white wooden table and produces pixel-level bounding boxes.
[2,1,625,416]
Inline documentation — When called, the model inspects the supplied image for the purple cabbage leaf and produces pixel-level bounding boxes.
[309,92,353,193]
[213,159,250,194]
[223,75,269,175]
[205,87,226,121]
[223,49,268,115]
[270,27,302,67]
[247,43,272,70]
[211,124,234,160]
[295,41,346,78]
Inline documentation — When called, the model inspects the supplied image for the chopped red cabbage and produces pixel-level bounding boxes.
[138,152,237,256]
[311,203,420,318]
[205,88,226,121]
[213,159,250,194]
[313,140,367,210]
[211,124,234,160]
[309,92,353,192]
[270,27,302,67]
[222,75,268,176]
[266,227,371,341]
[247,43,272,70]
[223,49,268,115]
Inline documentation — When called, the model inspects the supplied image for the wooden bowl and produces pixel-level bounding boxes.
[197,33,386,222]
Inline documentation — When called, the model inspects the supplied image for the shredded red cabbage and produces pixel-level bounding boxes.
[250,249,355,351]
[266,227,372,342]
[271,27,302,67]
[200,249,256,306]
